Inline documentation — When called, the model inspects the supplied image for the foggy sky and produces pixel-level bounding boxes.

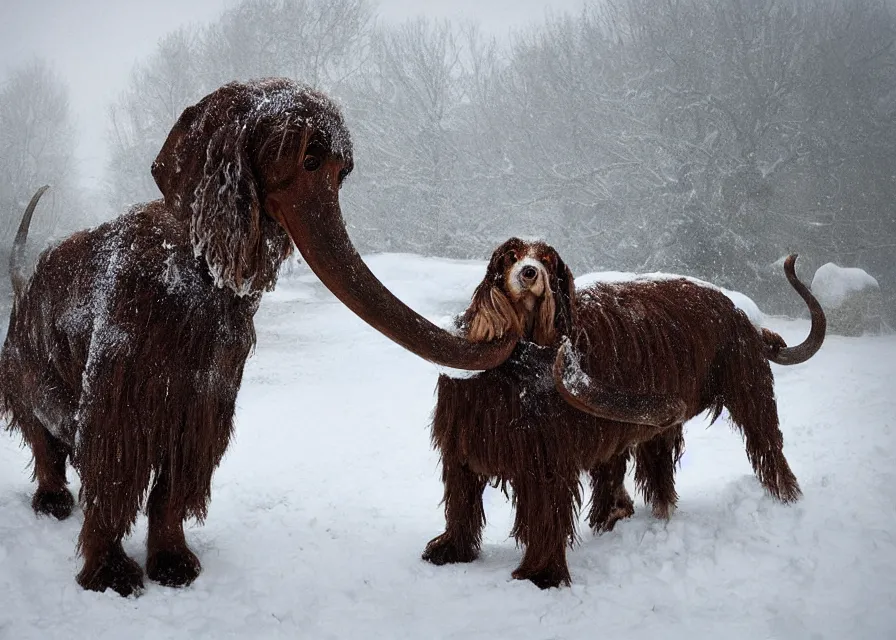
[0,0,585,191]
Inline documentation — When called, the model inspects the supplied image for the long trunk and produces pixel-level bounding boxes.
[273,196,517,371]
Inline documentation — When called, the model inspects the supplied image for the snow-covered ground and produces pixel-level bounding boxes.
[1,253,895,639]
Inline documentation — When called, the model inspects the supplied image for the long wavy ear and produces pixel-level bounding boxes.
[151,101,203,216]
[190,121,286,295]
[150,82,291,296]
[533,288,557,346]
[463,244,522,343]
[551,254,576,338]
[151,85,237,219]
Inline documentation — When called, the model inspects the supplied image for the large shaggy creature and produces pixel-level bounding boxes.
[423,238,826,588]
[0,78,515,597]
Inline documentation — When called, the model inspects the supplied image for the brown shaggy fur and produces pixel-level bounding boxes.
[423,238,826,588]
[0,78,353,596]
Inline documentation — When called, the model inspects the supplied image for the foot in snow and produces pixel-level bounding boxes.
[422,533,479,565]
[763,464,803,504]
[31,487,74,520]
[588,491,635,534]
[147,545,202,588]
[76,544,144,597]
[511,562,571,589]
[651,500,677,520]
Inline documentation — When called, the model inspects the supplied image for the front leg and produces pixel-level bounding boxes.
[510,472,578,589]
[423,461,487,565]
[146,471,201,588]
[77,500,144,596]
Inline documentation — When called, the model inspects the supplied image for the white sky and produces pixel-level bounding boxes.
[0,0,585,190]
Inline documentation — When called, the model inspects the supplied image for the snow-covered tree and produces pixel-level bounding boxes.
[104,0,372,213]
[99,0,896,317]
[105,28,204,211]
[0,59,83,296]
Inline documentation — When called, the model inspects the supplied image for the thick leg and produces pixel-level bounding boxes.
[76,507,144,597]
[634,426,684,520]
[588,452,635,533]
[510,473,578,589]
[27,424,74,520]
[11,371,79,520]
[423,462,488,565]
[722,358,801,502]
[146,471,201,588]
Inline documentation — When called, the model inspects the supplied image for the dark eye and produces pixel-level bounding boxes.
[505,250,518,263]
[338,167,350,184]
[541,254,556,269]
[303,155,322,172]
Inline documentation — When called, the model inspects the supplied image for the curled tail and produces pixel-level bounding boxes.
[764,254,826,366]
[9,185,49,300]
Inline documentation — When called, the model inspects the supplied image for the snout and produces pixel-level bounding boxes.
[509,258,548,297]
[520,265,538,283]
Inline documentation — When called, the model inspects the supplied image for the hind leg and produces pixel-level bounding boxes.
[15,374,79,519]
[423,461,488,565]
[724,365,801,502]
[588,451,635,533]
[20,420,74,520]
[634,425,684,520]
[146,470,201,588]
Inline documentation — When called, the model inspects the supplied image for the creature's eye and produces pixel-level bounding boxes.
[338,167,350,184]
[505,250,518,264]
[303,155,322,172]
[541,253,556,270]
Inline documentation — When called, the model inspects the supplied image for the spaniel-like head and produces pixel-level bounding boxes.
[462,238,576,347]
[462,238,688,429]
[152,77,353,297]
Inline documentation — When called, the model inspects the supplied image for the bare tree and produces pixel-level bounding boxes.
[105,28,205,211]
[99,0,896,316]
[201,0,372,90]
[343,18,474,254]
[105,0,373,213]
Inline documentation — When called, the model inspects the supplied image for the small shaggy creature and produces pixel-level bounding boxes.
[423,238,826,588]
[0,78,514,597]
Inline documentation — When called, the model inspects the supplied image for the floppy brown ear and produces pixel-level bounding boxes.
[551,254,576,338]
[191,121,290,295]
[151,84,246,219]
[462,244,521,343]
[151,101,203,216]
[150,83,290,295]
[466,285,520,343]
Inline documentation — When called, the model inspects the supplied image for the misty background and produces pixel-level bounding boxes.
[1,0,894,321]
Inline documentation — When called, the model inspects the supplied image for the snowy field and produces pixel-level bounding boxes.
[2,253,895,639]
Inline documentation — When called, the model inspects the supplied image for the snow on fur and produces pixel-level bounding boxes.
[576,270,765,328]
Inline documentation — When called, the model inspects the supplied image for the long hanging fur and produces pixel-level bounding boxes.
[424,238,825,588]
[0,78,354,597]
